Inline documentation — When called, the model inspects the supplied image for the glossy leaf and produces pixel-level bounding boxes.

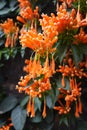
[11,106,27,130]
[0,8,10,15]
[20,96,29,108]
[34,97,41,112]
[0,95,18,114]
[0,0,6,10]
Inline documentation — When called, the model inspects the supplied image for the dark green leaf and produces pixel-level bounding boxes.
[45,109,54,123]
[0,0,6,10]
[20,96,29,108]
[0,39,5,46]
[59,116,68,127]
[55,41,67,63]
[0,8,10,15]
[4,53,10,60]
[9,0,18,7]
[71,44,83,66]
[0,120,6,128]
[11,106,27,130]
[0,95,18,114]
[46,95,53,109]
[34,97,41,112]
[77,120,87,130]
[21,48,25,58]
[79,44,87,55]
[30,111,42,123]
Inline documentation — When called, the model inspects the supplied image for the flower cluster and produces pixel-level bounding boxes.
[0,19,19,47]
[17,0,39,23]
[16,0,87,119]
[16,54,55,117]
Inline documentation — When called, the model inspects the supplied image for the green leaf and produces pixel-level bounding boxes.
[4,53,10,60]
[0,39,5,46]
[11,106,27,130]
[77,120,87,130]
[46,95,53,109]
[30,111,42,123]
[0,8,10,15]
[0,95,18,114]
[0,0,6,10]
[9,0,18,7]
[55,41,67,63]
[34,97,41,112]
[45,109,54,123]
[21,47,25,58]
[20,96,29,108]
[59,116,69,127]
[71,44,83,66]
[0,120,6,128]
[79,44,87,55]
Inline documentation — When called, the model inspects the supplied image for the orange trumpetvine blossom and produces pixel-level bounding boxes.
[19,27,58,54]
[17,0,39,22]
[59,0,76,7]
[57,57,87,84]
[40,6,78,35]
[18,0,31,8]
[0,18,19,47]
[0,123,13,130]
[54,78,82,117]
[73,28,87,44]
[16,55,55,117]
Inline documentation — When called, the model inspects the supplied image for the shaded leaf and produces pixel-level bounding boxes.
[20,96,29,107]
[59,116,68,127]
[0,8,10,15]
[71,44,83,66]
[77,120,87,130]
[0,0,6,10]
[11,106,27,130]
[55,41,68,63]
[9,0,18,7]
[46,95,53,109]
[30,111,42,123]
[0,120,6,128]
[0,95,18,114]
[34,97,41,112]
[45,109,54,123]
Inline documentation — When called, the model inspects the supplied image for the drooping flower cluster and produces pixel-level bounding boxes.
[54,54,87,116]
[0,19,19,47]
[19,27,58,54]
[16,54,55,117]
[16,0,87,119]
[17,0,39,23]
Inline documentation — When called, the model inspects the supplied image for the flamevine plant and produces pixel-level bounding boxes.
[0,0,87,130]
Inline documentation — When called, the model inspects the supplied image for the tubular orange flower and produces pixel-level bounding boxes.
[19,27,58,54]
[75,101,80,118]
[0,18,19,47]
[0,123,13,130]
[17,0,39,22]
[16,55,56,117]
[73,28,87,44]
[42,99,46,118]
